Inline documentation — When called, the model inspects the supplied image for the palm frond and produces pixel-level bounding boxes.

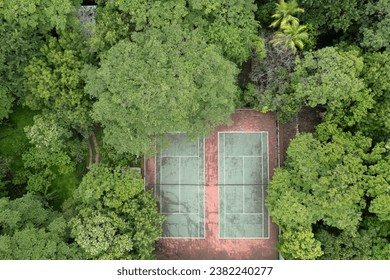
[270,0,305,29]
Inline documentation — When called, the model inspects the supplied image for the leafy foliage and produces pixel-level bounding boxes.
[270,21,308,53]
[66,165,164,259]
[298,0,361,32]
[278,226,322,260]
[0,194,81,259]
[86,25,239,156]
[291,47,373,128]
[359,0,390,51]
[0,20,42,100]
[22,114,78,194]
[0,157,10,198]
[316,217,390,260]
[0,0,80,32]
[269,0,304,29]
[246,37,295,115]
[22,26,93,200]
[0,86,13,122]
[269,1,308,53]
[0,0,82,105]
[267,133,390,259]
[358,51,390,141]
[0,106,36,188]
[24,30,93,130]
[92,0,260,63]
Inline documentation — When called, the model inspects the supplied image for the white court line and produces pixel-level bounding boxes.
[242,156,245,214]
[197,138,200,238]
[159,153,162,214]
[265,132,270,238]
[224,156,263,158]
[223,133,226,238]
[161,155,199,158]
[224,213,263,215]
[179,156,181,213]
[161,212,199,215]
[261,133,265,237]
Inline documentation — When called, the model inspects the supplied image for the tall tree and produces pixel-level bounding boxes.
[270,21,308,53]
[86,25,239,156]
[0,157,10,198]
[91,0,260,63]
[22,113,78,194]
[269,0,304,29]
[290,47,373,129]
[298,0,361,32]
[0,20,42,105]
[358,51,390,141]
[22,26,95,197]
[267,133,390,259]
[359,0,390,51]
[65,165,164,260]
[24,30,93,130]
[0,0,81,33]
[0,86,13,122]
[0,0,82,101]
[246,36,296,117]
[0,194,82,259]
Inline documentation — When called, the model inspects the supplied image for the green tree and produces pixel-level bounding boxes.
[278,226,322,260]
[269,0,304,29]
[0,20,42,101]
[0,0,82,102]
[359,0,390,51]
[22,113,78,194]
[24,30,93,130]
[65,165,164,259]
[316,216,390,260]
[0,0,81,33]
[270,21,309,53]
[358,51,390,141]
[298,0,361,32]
[0,157,10,198]
[91,0,260,63]
[86,25,239,156]
[246,36,295,115]
[290,47,373,128]
[267,133,390,259]
[22,28,94,198]
[0,194,81,259]
[0,86,13,122]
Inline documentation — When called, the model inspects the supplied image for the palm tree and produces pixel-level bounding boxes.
[270,21,309,53]
[270,0,305,29]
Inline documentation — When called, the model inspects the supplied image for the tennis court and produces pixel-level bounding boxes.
[155,133,205,238]
[218,132,269,238]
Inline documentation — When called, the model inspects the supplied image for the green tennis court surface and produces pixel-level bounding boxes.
[219,132,269,238]
[156,133,205,238]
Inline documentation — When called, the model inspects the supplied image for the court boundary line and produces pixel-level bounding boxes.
[179,157,181,213]
[224,212,264,215]
[161,212,200,215]
[218,131,271,240]
[262,133,265,237]
[266,131,270,238]
[223,132,226,237]
[156,134,206,239]
[242,156,245,214]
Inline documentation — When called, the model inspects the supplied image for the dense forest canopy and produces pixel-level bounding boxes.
[0,0,388,259]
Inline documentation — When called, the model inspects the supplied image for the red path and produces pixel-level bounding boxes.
[145,109,279,259]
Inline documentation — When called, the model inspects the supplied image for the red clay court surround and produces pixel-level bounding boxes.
[145,109,279,259]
